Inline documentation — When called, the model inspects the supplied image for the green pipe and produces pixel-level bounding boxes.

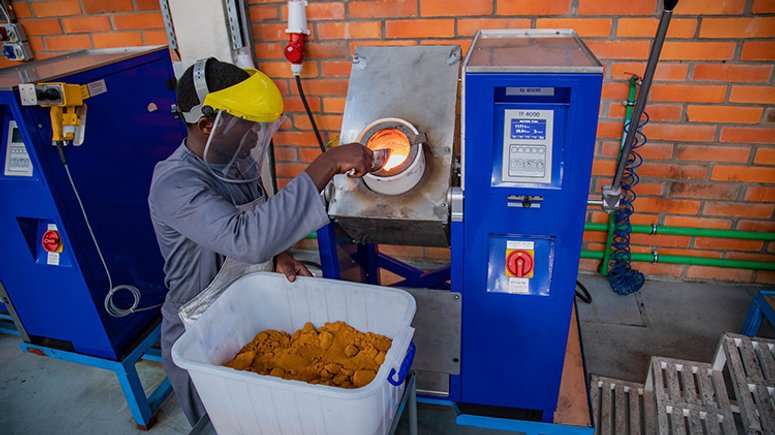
[599,75,640,277]
[307,222,772,244]
[584,223,775,241]
[581,250,775,271]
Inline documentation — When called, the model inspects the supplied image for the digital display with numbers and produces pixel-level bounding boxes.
[511,119,547,140]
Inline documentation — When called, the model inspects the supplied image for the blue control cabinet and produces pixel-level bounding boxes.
[454,30,603,419]
[0,48,184,360]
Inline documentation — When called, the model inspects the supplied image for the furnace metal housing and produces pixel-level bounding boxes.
[326,45,461,247]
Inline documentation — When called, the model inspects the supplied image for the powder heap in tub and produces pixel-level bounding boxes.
[223,321,392,388]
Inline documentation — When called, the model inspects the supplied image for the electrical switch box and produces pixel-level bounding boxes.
[2,41,32,61]
[0,23,26,43]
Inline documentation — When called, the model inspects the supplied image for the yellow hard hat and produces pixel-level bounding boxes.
[203,69,283,123]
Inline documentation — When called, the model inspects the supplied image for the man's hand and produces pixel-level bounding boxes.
[274,251,312,282]
[304,143,373,191]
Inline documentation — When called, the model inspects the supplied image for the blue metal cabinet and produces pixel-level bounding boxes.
[455,30,603,419]
[0,48,184,360]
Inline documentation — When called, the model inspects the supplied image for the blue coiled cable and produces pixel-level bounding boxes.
[608,111,650,295]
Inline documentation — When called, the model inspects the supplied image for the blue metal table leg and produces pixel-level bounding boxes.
[142,346,162,363]
[116,362,155,429]
[741,291,775,336]
[741,297,763,336]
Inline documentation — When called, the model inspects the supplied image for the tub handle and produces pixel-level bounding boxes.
[388,341,415,386]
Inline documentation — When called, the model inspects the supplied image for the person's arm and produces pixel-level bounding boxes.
[150,169,329,265]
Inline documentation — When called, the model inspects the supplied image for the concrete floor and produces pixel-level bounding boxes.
[0,274,765,434]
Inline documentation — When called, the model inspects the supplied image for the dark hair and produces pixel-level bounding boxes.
[175,58,250,113]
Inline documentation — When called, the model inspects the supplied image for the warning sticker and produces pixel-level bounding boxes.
[508,278,530,294]
[47,252,60,266]
[507,240,534,250]
[86,79,108,97]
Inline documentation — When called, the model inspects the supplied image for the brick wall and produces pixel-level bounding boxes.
[5,0,775,284]
[0,0,166,67]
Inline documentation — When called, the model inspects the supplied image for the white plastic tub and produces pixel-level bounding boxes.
[172,272,416,435]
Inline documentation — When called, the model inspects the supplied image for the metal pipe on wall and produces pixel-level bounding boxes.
[585,223,775,241]
[581,250,775,271]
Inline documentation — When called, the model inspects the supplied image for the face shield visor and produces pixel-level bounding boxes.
[203,111,285,184]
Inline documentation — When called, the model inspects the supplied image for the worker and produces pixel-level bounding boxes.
[148,58,373,425]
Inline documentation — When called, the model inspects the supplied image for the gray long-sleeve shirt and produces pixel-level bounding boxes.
[148,143,329,306]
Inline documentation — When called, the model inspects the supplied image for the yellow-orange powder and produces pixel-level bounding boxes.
[223,321,392,389]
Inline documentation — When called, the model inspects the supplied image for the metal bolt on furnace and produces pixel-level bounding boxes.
[319,29,603,422]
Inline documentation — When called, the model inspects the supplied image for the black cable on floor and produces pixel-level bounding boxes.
[295,75,326,154]
[575,280,593,304]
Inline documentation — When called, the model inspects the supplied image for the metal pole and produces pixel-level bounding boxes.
[599,75,640,276]
[604,1,676,206]
[409,374,418,435]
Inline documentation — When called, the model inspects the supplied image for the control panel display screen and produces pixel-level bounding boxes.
[501,109,554,184]
[511,119,546,140]
[3,121,33,177]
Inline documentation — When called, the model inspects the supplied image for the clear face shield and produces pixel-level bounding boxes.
[202,111,285,184]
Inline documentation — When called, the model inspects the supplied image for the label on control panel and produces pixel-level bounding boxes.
[501,109,553,184]
[3,121,33,177]
[507,240,534,250]
[507,278,530,294]
[506,87,555,97]
[47,252,60,266]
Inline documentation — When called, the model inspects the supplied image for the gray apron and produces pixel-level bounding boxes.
[161,195,271,426]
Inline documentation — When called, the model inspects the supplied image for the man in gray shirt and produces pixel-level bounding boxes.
[148,58,373,425]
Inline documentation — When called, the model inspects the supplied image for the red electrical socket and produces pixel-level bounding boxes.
[284,33,305,65]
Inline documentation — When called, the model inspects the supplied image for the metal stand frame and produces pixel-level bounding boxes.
[0,313,20,336]
[416,398,593,435]
[741,290,775,336]
[317,223,450,289]
[15,324,171,430]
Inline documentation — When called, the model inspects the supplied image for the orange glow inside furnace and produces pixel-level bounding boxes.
[366,128,410,172]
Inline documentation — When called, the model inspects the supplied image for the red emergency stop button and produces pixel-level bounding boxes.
[41,230,62,253]
[507,250,534,278]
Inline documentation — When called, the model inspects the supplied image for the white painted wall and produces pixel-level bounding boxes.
[168,0,234,73]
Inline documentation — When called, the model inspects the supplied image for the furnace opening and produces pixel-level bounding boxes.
[366,128,411,173]
[358,117,427,196]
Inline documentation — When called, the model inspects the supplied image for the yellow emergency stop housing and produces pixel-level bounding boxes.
[18,82,91,143]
